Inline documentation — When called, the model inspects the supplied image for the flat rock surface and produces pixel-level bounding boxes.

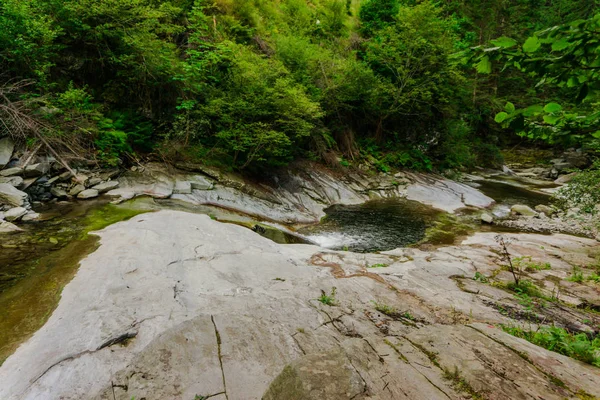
[1,211,598,400]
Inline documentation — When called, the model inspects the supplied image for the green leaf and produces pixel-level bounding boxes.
[495,112,509,123]
[551,37,571,51]
[543,102,562,113]
[543,115,560,125]
[523,36,541,53]
[475,56,492,74]
[504,102,515,113]
[522,105,543,116]
[491,37,518,49]
[591,130,600,139]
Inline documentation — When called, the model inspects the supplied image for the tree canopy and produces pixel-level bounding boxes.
[1,0,597,171]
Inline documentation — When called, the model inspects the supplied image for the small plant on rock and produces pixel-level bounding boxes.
[318,287,338,306]
[367,263,389,268]
[472,272,489,283]
[495,235,522,286]
[567,266,584,283]
[373,301,397,316]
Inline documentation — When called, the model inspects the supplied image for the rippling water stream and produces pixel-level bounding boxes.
[298,199,440,252]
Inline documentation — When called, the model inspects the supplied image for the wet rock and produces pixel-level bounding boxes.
[0,137,15,169]
[92,181,119,193]
[263,351,365,400]
[50,187,68,199]
[480,213,494,224]
[0,167,22,177]
[511,204,537,217]
[0,183,28,207]
[4,207,28,222]
[68,184,85,196]
[0,176,24,188]
[24,162,51,178]
[0,221,22,233]
[77,189,99,199]
[173,180,192,194]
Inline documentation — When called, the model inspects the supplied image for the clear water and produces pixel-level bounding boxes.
[298,199,440,252]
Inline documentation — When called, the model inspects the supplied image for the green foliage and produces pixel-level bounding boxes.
[472,272,489,283]
[506,279,542,298]
[318,287,338,306]
[555,165,600,214]
[3,0,595,170]
[502,325,600,367]
[469,12,600,145]
[367,263,389,268]
[567,266,585,283]
[514,256,552,272]
[359,0,400,35]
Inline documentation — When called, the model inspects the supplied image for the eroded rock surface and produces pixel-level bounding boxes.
[1,211,598,400]
[108,162,494,224]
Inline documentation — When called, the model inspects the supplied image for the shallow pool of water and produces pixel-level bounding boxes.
[298,199,440,252]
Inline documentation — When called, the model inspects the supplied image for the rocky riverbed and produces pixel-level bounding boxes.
[1,210,599,399]
[1,140,600,399]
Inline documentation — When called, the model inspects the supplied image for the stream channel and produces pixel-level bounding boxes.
[0,176,552,363]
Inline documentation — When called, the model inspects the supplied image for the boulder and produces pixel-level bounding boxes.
[0,221,22,233]
[480,213,494,224]
[502,165,516,176]
[552,162,572,172]
[87,177,102,187]
[5,206,28,222]
[564,149,588,169]
[0,183,28,207]
[0,176,23,188]
[173,180,192,194]
[50,187,68,199]
[92,181,119,193]
[77,189,99,199]
[511,204,537,217]
[0,137,15,168]
[0,167,22,177]
[24,163,51,178]
[21,211,41,222]
[58,171,73,181]
[68,184,85,196]
[534,204,555,216]
[263,351,365,400]
[554,172,578,185]
[189,175,214,190]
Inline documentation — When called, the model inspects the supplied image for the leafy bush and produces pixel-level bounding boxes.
[502,325,600,367]
[555,166,600,214]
